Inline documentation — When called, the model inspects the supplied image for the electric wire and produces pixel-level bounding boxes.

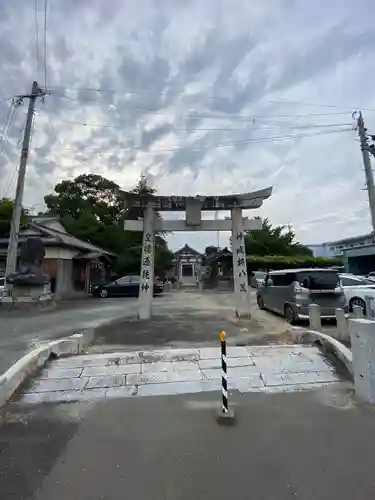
[48,127,352,155]
[48,117,353,131]
[34,0,40,79]
[43,0,48,90]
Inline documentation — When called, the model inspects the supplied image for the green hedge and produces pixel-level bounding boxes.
[247,255,343,271]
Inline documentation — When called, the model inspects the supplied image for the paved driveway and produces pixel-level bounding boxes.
[2,385,374,500]
[0,289,289,376]
[0,298,138,375]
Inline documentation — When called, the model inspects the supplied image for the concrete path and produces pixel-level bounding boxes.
[2,385,374,500]
[19,345,341,404]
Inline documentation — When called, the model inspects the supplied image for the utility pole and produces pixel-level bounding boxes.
[357,111,375,234]
[4,81,45,284]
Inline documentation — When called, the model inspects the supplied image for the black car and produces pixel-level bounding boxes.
[92,275,163,298]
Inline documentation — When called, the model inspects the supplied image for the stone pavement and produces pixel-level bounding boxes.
[19,345,341,404]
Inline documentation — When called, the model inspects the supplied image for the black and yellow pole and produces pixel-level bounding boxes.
[220,331,228,413]
[216,330,236,425]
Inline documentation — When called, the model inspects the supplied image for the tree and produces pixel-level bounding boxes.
[205,245,219,257]
[44,174,173,276]
[45,173,125,225]
[244,218,312,257]
[0,198,29,237]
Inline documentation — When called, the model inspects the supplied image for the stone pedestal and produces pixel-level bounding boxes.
[2,284,55,311]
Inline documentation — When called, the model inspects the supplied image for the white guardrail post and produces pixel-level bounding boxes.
[335,308,349,342]
[364,295,375,319]
[350,318,375,404]
[308,304,321,331]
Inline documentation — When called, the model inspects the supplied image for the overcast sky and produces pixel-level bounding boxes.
[0,0,374,252]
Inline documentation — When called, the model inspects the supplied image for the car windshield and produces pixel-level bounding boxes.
[254,272,266,279]
[341,276,375,287]
[0,278,4,286]
[297,271,339,290]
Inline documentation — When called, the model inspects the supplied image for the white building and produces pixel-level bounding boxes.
[171,244,203,286]
[308,233,375,258]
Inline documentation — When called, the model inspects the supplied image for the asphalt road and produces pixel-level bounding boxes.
[0,297,138,375]
[1,385,374,499]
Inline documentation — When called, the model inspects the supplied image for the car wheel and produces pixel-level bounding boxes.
[99,288,108,298]
[284,304,297,325]
[257,295,265,310]
[350,297,366,315]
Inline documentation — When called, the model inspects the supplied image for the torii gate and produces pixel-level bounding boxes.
[124,186,272,320]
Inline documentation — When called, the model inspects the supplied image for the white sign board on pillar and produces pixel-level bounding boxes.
[185,199,202,227]
[231,207,251,318]
[138,207,155,320]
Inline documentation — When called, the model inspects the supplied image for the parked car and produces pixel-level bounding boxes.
[339,273,375,314]
[250,271,266,288]
[256,268,348,324]
[93,275,164,298]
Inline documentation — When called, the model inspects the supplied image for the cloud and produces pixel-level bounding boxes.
[0,0,374,251]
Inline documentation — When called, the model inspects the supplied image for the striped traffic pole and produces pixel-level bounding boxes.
[216,330,235,424]
[220,330,228,413]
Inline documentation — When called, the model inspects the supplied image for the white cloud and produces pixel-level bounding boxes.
[0,0,374,251]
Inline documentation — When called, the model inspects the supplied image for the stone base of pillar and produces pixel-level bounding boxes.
[234,307,251,319]
[138,306,152,320]
[233,290,251,319]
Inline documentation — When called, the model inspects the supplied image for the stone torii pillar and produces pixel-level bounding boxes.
[123,187,273,321]
[138,206,156,320]
[231,207,251,318]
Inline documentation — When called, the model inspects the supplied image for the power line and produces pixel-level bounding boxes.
[4,113,29,198]
[43,0,48,90]
[34,0,40,79]
[47,117,353,131]
[49,85,229,100]
[267,99,375,114]
[0,103,20,198]
[301,206,369,226]
[47,92,351,121]
[0,102,17,160]
[47,127,352,155]
[0,102,12,143]
[49,86,375,114]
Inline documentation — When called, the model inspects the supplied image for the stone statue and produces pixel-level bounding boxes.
[6,237,50,286]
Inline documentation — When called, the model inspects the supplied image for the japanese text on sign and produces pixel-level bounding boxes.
[235,231,247,292]
[141,232,153,292]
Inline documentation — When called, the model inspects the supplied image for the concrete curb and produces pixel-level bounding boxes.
[292,328,353,377]
[0,328,94,412]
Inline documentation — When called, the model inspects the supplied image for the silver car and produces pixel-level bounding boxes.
[256,268,348,324]
[250,271,266,288]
